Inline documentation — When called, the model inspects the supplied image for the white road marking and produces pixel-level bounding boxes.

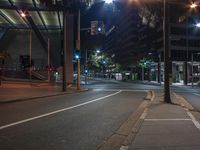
[145,119,191,121]
[187,112,200,130]
[93,89,148,92]
[194,93,200,97]
[0,90,122,130]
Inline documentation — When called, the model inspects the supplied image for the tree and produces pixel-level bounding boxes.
[136,1,172,103]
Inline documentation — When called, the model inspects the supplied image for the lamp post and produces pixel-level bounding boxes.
[62,8,67,92]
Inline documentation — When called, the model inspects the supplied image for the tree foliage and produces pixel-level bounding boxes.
[137,2,162,28]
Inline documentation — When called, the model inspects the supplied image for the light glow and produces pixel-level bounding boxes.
[20,12,26,18]
[190,3,198,9]
[96,50,100,53]
[105,0,113,4]
[196,23,200,28]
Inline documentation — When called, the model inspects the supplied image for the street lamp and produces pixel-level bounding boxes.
[191,52,200,87]
[190,2,198,9]
[196,22,200,28]
[105,0,113,4]
[96,49,101,54]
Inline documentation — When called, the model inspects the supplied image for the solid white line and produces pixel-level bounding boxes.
[145,119,191,121]
[93,89,148,92]
[194,93,200,97]
[0,90,122,130]
[187,112,200,130]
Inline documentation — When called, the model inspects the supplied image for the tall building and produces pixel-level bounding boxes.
[104,2,200,84]
[104,4,141,68]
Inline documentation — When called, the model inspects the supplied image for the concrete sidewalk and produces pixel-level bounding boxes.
[0,81,88,103]
[125,93,200,150]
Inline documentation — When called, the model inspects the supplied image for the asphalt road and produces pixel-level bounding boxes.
[1,79,199,150]
[0,88,146,150]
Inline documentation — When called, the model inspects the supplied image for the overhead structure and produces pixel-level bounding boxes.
[0,0,63,30]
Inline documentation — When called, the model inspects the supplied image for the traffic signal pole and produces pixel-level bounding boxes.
[62,3,67,92]
[77,9,81,90]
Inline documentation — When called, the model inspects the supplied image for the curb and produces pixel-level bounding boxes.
[173,92,194,111]
[98,90,154,150]
[0,88,89,104]
[119,91,155,150]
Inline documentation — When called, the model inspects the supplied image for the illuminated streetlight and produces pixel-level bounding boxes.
[190,3,197,9]
[196,22,200,28]
[104,0,113,4]
[20,12,26,18]
[96,50,100,53]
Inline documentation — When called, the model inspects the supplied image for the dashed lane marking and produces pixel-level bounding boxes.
[145,119,191,121]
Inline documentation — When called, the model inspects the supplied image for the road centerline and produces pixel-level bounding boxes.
[0,90,122,131]
[145,119,191,121]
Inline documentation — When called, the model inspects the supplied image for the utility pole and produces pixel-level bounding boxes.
[62,0,67,92]
[29,30,32,85]
[48,38,50,82]
[158,53,161,84]
[85,48,88,84]
[163,0,171,103]
[192,52,194,87]
[76,9,81,90]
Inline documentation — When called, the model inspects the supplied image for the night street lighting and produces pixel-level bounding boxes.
[105,0,113,4]
[96,49,100,53]
[196,22,200,28]
[20,12,26,17]
[190,2,197,9]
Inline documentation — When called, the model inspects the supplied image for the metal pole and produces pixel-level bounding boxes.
[29,30,32,85]
[85,48,87,84]
[192,52,194,87]
[163,0,171,103]
[142,66,144,81]
[77,9,81,90]
[185,16,189,85]
[62,10,67,92]
[158,53,161,84]
[48,38,50,82]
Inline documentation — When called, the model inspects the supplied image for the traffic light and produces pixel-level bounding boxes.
[91,21,106,35]
[91,21,98,35]
[74,50,81,60]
